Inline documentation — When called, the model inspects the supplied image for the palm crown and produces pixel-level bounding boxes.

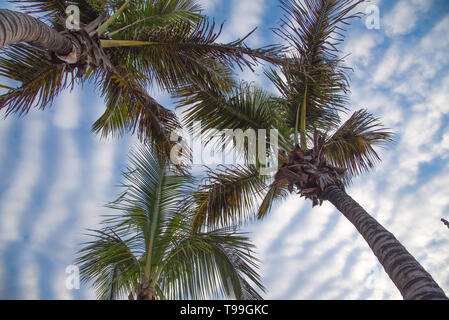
[0,0,283,159]
[177,0,393,226]
[76,146,265,300]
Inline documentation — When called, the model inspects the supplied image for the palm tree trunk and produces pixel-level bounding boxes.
[0,9,73,55]
[137,278,156,300]
[323,184,448,300]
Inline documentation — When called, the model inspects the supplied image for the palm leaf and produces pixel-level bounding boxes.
[257,179,290,219]
[0,43,76,116]
[271,0,364,145]
[266,66,342,133]
[110,17,284,93]
[107,0,203,37]
[158,225,265,300]
[276,0,363,60]
[75,229,142,300]
[191,164,268,229]
[323,109,395,179]
[177,81,293,163]
[90,67,185,161]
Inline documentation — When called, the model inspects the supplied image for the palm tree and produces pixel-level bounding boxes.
[0,0,282,158]
[76,146,265,300]
[174,0,448,299]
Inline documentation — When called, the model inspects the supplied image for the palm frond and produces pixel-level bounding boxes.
[102,146,195,276]
[257,179,290,219]
[271,0,364,144]
[107,0,203,37]
[0,43,76,116]
[177,81,292,163]
[191,164,267,229]
[90,67,185,161]
[103,146,193,236]
[111,17,284,93]
[75,229,142,300]
[323,109,395,179]
[266,66,342,133]
[276,0,363,60]
[159,225,265,300]
[179,81,286,133]
[200,228,266,300]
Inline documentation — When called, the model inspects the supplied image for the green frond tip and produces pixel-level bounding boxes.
[323,109,395,179]
[191,164,268,230]
[97,0,132,35]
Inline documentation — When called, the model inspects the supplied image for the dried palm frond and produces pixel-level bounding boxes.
[274,131,346,207]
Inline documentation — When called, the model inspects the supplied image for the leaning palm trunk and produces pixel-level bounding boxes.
[323,185,448,300]
[0,9,110,68]
[276,139,448,300]
[0,9,73,54]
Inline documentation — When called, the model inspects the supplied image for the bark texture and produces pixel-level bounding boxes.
[0,9,73,55]
[0,9,111,72]
[275,141,346,207]
[323,184,448,300]
[137,279,156,300]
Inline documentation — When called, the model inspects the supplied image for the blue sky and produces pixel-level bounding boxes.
[1,0,449,299]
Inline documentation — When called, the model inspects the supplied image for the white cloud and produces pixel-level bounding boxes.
[77,135,119,231]
[219,0,266,46]
[250,195,304,255]
[383,0,432,36]
[372,44,400,85]
[52,89,80,130]
[344,32,383,69]
[199,0,220,13]
[29,133,81,245]
[18,253,40,299]
[0,117,12,171]
[61,100,121,299]
[13,130,81,299]
[0,115,45,243]
[0,115,45,298]
[383,1,418,36]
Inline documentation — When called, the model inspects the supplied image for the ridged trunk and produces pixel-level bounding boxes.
[323,185,448,300]
[137,279,156,300]
[0,9,73,55]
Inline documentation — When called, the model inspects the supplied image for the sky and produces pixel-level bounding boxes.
[0,0,449,300]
